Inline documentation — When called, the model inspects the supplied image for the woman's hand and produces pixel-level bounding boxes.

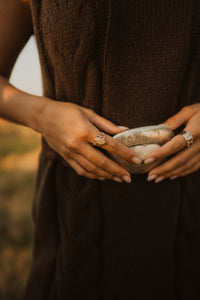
[144,103,200,183]
[40,100,142,183]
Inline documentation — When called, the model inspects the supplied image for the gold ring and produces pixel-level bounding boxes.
[92,131,106,147]
[180,130,194,148]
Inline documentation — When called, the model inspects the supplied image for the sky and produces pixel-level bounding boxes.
[10,36,42,96]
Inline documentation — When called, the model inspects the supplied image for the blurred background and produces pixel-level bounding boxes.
[0,36,42,300]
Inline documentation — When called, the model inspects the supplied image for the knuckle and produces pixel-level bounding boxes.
[182,105,191,113]
[157,147,167,157]
[156,163,169,174]
[59,146,70,158]
[63,149,71,158]
[176,158,185,168]
[90,109,96,117]
[60,143,68,154]
[77,168,86,176]
[155,168,164,176]
[86,172,98,179]
[87,165,96,172]
[87,108,95,114]
[108,141,117,153]
[78,126,90,140]
[165,172,174,178]
[115,167,127,177]
[176,138,185,149]
[99,160,108,170]
[181,163,191,173]
[67,138,78,150]
[182,105,188,112]
[182,161,190,170]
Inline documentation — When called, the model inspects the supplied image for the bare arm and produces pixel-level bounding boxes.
[0,0,47,131]
[0,0,33,78]
[0,0,140,183]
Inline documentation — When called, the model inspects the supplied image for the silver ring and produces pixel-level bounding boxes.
[180,130,194,148]
[92,131,106,147]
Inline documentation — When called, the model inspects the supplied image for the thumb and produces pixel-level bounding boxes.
[158,106,196,131]
[86,110,129,135]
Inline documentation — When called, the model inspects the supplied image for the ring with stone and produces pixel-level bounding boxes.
[92,131,106,147]
[180,130,194,148]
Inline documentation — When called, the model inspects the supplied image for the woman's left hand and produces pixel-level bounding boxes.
[145,103,200,183]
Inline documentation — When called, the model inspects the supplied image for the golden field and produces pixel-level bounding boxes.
[0,119,41,300]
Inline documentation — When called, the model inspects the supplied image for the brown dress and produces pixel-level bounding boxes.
[24,1,200,299]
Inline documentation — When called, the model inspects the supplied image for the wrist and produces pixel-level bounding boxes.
[26,95,50,133]
[0,77,50,132]
[8,90,50,133]
[37,100,77,136]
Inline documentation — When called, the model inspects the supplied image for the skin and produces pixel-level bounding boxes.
[0,0,143,184]
[0,1,199,184]
[145,103,200,183]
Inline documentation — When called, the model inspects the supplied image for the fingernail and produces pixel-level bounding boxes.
[155,176,165,183]
[113,177,123,183]
[144,157,155,164]
[147,174,157,181]
[131,157,142,164]
[122,175,132,183]
[170,175,178,180]
[118,126,129,130]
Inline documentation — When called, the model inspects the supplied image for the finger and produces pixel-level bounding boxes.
[174,160,200,178]
[163,152,200,178]
[71,152,123,182]
[87,130,142,164]
[144,121,200,163]
[84,108,129,135]
[65,156,104,180]
[103,134,142,163]
[82,120,142,164]
[147,141,200,177]
[160,104,200,131]
[80,143,132,182]
[144,133,189,163]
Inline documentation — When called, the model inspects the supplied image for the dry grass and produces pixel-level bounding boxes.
[0,119,41,300]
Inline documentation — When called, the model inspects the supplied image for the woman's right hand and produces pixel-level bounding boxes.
[39,99,142,183]
[0,1,140,183]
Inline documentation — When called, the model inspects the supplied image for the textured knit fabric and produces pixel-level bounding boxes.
[24,1,200,299]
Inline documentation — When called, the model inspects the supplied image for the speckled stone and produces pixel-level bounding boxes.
[110,125,174,173]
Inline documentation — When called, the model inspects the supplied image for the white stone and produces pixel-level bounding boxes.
[130,144,160,161]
